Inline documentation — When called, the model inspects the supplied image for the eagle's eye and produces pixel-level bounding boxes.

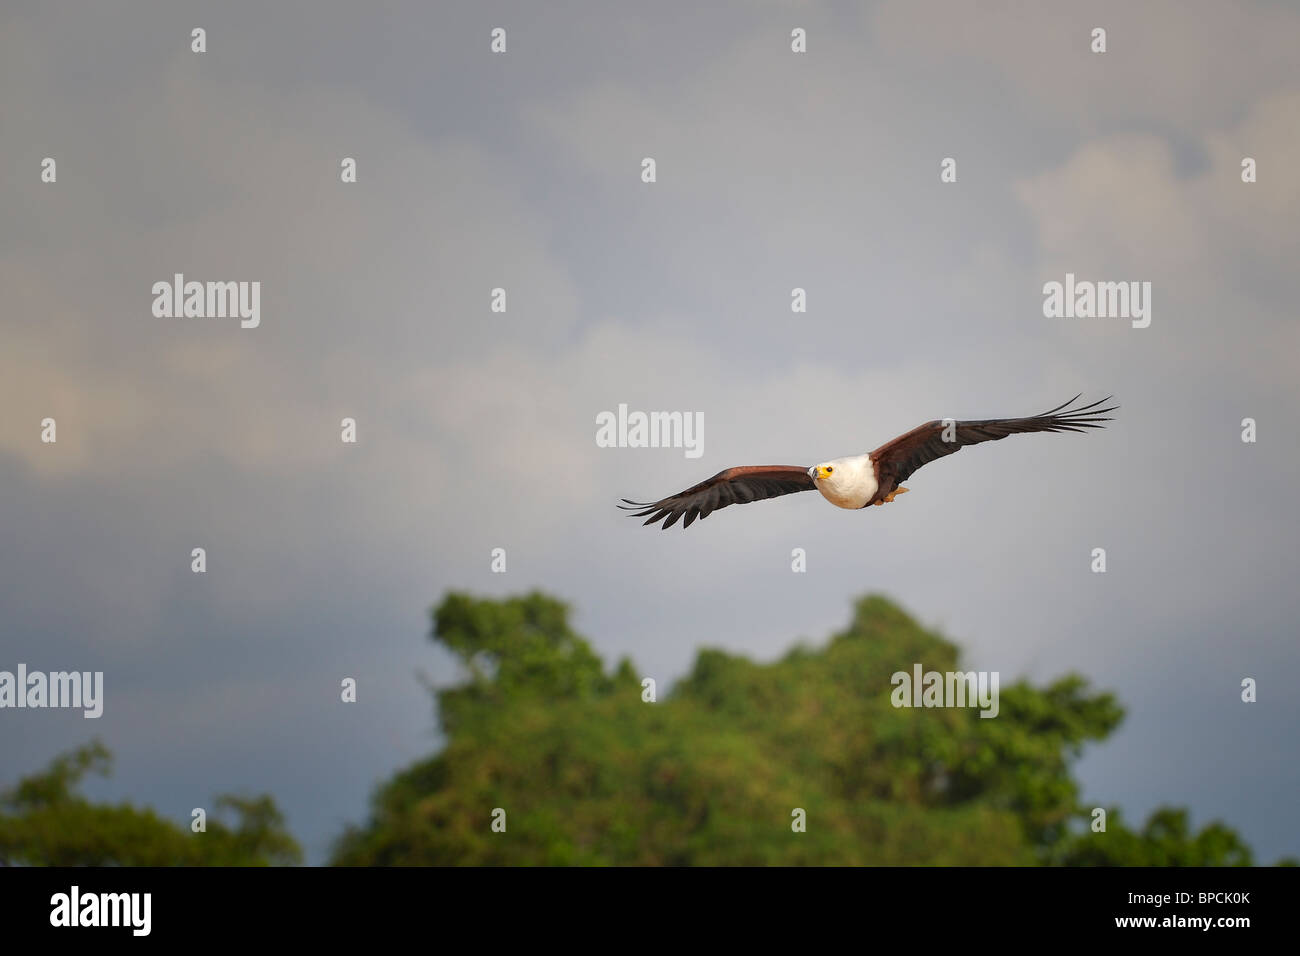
[826,467,834,474]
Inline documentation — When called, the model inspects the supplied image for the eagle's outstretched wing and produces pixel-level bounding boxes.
[870,395,1117,495]
[619,464,815,530]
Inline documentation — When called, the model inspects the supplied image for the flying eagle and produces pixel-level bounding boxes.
[620,395,1116,530]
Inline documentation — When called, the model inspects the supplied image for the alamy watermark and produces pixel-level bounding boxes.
[1042,272,1151,329]
[0,664,103,718]
[891,664,999,718]
[152,273,260,329]
[596,403,704,459]
[50,886,150,936]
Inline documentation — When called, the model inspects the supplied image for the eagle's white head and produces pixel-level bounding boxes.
[808,455,879,510]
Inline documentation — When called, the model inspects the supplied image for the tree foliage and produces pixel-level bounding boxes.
[332,591,1283,866]
[5,592,1282,866]
[0,739,301,866]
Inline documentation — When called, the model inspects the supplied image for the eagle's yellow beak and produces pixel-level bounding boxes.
[815,465,833,480]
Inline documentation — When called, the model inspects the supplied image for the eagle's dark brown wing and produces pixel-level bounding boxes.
[620,464,816,530]
[870,395,1116,496]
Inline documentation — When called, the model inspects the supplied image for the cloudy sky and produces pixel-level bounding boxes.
[2,1,1297,864]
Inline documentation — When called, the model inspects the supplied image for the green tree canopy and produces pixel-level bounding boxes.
[0,739,301,866]
[7,593,1283,867]
[333,591,1282,866]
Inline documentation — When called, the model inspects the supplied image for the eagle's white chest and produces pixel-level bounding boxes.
[813,454,879,510]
